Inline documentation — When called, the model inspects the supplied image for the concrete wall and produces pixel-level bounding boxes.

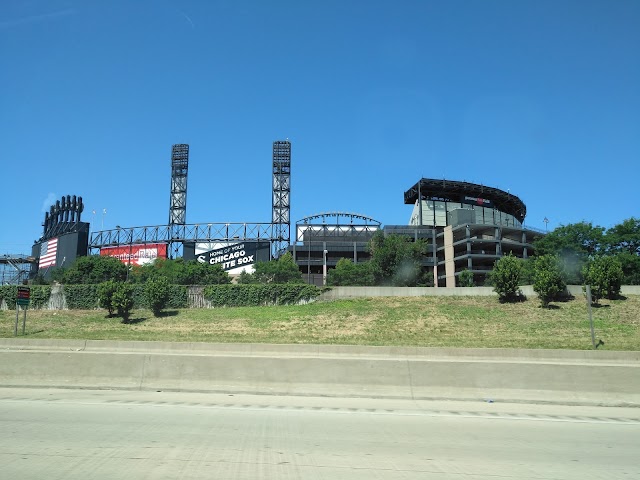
[3,285,638,310]
[319,285,640,300]
[320,286,497,299]
[1,340,638,406]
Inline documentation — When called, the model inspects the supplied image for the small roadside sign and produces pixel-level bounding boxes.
[17,287,31,306]
[15,286,30,336]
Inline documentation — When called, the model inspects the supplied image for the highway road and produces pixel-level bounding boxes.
[1,388,638,479]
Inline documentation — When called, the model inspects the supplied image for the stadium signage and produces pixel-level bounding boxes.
[197,242,264,271]
[462,196,493,207]
[100,243,167,266]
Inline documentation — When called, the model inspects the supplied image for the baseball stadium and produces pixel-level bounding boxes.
[1,141,543,287]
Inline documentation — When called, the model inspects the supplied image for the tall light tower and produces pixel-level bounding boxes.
[272,140,291,257]
[169,144,189,258]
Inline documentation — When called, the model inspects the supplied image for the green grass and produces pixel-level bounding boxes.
[1,296,639,350]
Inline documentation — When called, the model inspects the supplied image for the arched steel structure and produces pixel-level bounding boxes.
[298,212,381,226]
[294,212,381,243]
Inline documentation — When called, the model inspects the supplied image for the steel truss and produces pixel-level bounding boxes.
[0,254,36,285]
[272,140,291,257]
[89,223,278,251]
[169,144,189,226]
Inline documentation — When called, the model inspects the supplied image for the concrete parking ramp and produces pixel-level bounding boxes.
[1,339,639,406]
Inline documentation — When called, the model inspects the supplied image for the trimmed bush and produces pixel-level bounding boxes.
[532,255,566,308]
[583,256,624,304]
[0,285,51,310]
[144,277,171,316]
[490,254,523,302]
[457,270,474,287]
[97,281,119,315]
[64,285,100,309]
[112,283,135,322]
[203,284,322,307]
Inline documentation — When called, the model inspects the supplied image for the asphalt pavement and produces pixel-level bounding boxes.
[1,388,638,479]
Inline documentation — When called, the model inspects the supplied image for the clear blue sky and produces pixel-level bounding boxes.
[1,0,638,253]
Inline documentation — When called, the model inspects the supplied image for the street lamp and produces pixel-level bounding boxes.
[323,249,328,286]
[543,217,549,232]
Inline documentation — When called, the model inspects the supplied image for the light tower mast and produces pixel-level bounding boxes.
[272,140,291,257]
[168,144,189,257]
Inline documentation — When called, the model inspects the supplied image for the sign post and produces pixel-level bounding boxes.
[16,287,30,336]
[585,285,596,349]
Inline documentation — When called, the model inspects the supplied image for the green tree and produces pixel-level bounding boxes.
[605,217,640,255]
[236,270,257,284]
[52,255,128,284]
[368,232,429,286]
[614,251,640,285]
[130,258,231,285]
[532,255,566,308]
[490,254,523,302]
[327,258,375,286]
[144,277,171,316]
[519,259,535,286]
[457,270,474,287]
[582,256,624,304]
[97,280,119,316]
[182,261,230,285]
[112,282,135,323]
[251,253,303,284]
[533,222,605,284]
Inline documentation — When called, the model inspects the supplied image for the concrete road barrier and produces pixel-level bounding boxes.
[1,339,639,406]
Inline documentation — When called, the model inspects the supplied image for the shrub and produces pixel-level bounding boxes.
[532,255,566,308]
[491,254,523,302]
[64,285,99,309]
[457,270,474,287]
[97,280,119,316]
[203,284,322,307]
[112,283,135,322]
[582,256,624,304]
[0,286,51,309]
[144,277,171,316]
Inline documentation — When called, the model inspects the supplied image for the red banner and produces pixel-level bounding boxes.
[100,243,167,266]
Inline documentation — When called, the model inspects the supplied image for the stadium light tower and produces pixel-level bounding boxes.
[272,140,291,257]
[169,144,189,225]
[168,144,189,258]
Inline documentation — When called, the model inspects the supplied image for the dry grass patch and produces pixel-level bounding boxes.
[1,295,639,350]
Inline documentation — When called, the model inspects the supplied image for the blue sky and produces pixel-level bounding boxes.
[1,0,638,254]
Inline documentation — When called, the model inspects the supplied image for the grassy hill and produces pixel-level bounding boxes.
[1,295,638,350]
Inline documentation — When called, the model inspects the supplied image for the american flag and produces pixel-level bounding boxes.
[39,238,58,269]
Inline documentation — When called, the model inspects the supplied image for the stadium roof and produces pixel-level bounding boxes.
[404,178,527,223]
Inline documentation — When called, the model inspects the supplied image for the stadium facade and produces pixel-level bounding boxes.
[290,179,543,287]
[404,178,544,286]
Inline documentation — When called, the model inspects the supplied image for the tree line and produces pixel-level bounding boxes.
[33,217,639,312]
[491,218,639,307]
